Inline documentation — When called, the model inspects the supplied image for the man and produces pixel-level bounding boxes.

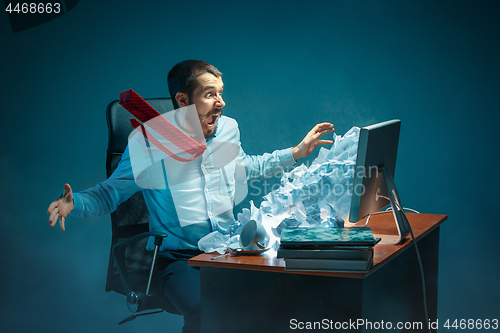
[47,60,334,333]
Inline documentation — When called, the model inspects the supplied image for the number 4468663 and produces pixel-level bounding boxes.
[5,3,61,14]
[443,319,498,330]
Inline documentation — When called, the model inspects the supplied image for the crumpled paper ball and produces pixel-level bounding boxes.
[197,231,240,254]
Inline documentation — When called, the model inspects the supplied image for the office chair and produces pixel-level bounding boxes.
[104,97,181,324]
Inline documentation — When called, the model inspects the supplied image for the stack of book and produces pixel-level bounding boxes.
[278,227,380,273]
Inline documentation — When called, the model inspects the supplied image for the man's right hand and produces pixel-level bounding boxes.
[47,183,74,232]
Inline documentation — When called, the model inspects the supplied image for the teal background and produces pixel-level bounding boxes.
[1,0,499,331]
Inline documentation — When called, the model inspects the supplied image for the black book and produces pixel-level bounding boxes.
[277,247,372,260]
[284,250,373,273]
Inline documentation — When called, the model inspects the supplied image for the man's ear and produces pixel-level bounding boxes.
[175,92,189,107]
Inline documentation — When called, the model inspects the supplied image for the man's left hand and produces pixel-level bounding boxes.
[292,123,334,160]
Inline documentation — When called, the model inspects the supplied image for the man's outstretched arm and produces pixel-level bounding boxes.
[47,183,74,232]
[292,122,335,160]
[241,122,335,181]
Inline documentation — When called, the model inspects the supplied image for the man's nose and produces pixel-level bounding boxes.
[215,95,225,108]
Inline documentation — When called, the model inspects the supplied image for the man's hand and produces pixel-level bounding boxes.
[47,183,74,232]
[292,123,335,160]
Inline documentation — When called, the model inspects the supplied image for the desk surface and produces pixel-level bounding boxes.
[189,213,447,279]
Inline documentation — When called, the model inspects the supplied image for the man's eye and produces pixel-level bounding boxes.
[205,92,222,99]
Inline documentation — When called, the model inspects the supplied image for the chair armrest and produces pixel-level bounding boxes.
[112,232,168,294]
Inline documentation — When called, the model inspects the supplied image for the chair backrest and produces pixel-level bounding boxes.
[104,97,174,295]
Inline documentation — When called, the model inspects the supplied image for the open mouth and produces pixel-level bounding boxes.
[206,114,220,127]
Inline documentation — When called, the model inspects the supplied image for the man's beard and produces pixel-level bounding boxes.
[205,124,218,139]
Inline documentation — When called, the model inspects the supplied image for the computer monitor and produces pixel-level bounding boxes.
[348,119,411,244]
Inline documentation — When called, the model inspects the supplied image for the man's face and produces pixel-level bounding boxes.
[190,73,225,139]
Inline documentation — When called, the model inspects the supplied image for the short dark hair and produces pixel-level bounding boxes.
[167,60,222,109]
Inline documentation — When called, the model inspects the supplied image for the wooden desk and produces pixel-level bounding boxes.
[189,213,447,333]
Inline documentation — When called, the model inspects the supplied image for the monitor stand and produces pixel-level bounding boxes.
[370,165,412,245]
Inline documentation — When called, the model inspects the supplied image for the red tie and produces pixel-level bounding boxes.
[119,89,206,162]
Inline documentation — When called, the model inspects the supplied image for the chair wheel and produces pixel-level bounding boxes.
[126,291,146,313]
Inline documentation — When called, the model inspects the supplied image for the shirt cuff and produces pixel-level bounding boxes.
[70,193,84,217]
[278,147,297,168]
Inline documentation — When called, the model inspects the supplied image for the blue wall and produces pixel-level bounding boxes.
[1,0,498,331]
